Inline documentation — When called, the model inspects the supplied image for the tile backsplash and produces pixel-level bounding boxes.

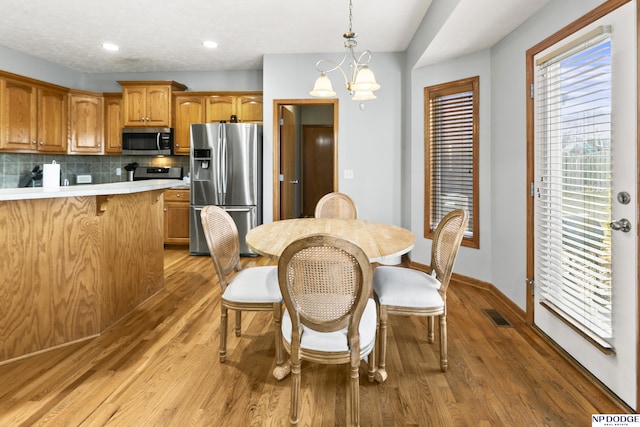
[0,153,190,188]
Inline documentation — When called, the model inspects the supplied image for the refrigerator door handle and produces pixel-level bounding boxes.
[216,124,224,201]
[221,125,228,198]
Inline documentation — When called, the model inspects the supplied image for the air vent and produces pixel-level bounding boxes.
[482,308,513,327]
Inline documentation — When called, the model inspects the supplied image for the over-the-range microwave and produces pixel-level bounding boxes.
[122,127,174,156]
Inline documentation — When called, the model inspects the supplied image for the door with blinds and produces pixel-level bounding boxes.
[532,1,636,408]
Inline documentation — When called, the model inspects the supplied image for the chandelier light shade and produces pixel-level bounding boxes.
[310,0,381,100]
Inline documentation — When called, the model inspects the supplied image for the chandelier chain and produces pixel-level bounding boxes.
[348,0,353,34]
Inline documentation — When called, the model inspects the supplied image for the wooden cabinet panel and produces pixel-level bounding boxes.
[164,189,190,245]
[68,91,104,154]
[122,86,149,126]
[173,95,205,155]
[237,95,263,123]
[0,75,67,153]
[36,88,68,152]
[120,81,186,127]
[104,93,123,154]
[147,86,171,126]
[205,95,235,123]
[0,78,37,151]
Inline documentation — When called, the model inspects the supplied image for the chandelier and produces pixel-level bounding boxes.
[309,0,381,101]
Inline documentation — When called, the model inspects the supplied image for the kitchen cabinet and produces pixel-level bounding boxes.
[104,93,123,154]
[119,80,187,127]
[68,90,104,154]
[206,93,263,123]
[0,73,68,153]
[164,188,190,245]
[173,95,205,155]
[172,91,262,155]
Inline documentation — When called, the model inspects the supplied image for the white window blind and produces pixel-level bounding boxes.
[534,28,613,344]
[427,83,476,241]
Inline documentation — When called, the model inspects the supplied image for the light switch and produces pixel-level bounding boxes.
[344,169,354,179]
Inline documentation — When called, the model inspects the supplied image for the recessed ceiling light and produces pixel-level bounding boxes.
[102,42,119,51]
[203,40,218,49]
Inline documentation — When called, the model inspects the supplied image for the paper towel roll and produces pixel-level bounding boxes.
[43,161,61,190]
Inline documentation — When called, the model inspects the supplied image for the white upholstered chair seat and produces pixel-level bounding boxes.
[222,266,281,303]
[282,298,377,357]
[373,266,443,309]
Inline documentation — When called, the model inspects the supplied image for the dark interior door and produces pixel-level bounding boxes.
[302,125,334,217]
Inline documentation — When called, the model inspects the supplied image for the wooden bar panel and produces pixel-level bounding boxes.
[0,190,165,363]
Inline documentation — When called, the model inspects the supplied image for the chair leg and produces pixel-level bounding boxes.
[374,304,388,383]
[289,355,301,426]
[440,313,448,372]
[348,359,360,427]
[235,310,242,337]
[428,316,435,343]
[367,346,376,383]
[272,303,291,381]
[220,306,228,362]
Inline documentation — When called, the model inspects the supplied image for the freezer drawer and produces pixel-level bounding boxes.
[190,205,258,256]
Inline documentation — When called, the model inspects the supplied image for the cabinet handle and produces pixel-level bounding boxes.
[32,141,37,145]
[176,193,181,198]
[39,141,44,145]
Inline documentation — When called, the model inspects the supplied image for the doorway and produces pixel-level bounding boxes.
[272,99,339,220]
[526,0,637,409]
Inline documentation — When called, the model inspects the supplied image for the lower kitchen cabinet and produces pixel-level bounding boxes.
[164,188,190,245]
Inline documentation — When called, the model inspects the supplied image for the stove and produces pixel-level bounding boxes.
[133,166,183,181]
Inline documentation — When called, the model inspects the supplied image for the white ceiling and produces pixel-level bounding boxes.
[0,0,550,73]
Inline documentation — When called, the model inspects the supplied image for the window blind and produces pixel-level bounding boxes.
[429,89,475,238]
[534,29,613,344]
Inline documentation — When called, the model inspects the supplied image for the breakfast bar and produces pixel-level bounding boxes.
[0,180,179,364]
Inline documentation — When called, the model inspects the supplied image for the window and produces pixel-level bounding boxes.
[424,76,479,248]
[534,27,613,346]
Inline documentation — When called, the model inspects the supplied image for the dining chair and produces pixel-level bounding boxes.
[314,192,358,219]
[373,209,468,381]
[200,205,285,377]
[278,234,377,427]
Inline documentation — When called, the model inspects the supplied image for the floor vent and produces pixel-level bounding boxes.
[482,308,513,327]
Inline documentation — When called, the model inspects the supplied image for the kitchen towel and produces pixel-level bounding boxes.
[43,161,61,190]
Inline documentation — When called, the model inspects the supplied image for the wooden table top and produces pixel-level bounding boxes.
[246,218,415,263]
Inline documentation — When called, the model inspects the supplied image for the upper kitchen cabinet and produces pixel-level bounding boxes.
[68,90,104,155]
[172,95,205,155]
[119,81,187,127]
[103,93,123,154]
[0,72,68,153]
[205,92,263,123]
[172,91,263,156]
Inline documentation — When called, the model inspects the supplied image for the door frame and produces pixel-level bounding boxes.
[272,99,339,221]
[525,0,638,409]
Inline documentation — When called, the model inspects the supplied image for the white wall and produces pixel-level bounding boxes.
[405,0,607,308]
[262,52,405,225]
[409,50,493,281]
[488,0,606,307]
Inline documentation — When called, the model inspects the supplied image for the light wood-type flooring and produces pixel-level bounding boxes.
[0,246,629,426]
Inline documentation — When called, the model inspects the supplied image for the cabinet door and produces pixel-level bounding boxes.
[205,95,235,123]
[104,94,123,154]
[122,86,147,126]
[36,88,67,153]
[146,86,171,127]
[69,93,103,154]
[164,189,190,244]
[237,95,263,123]
[173,95,205,155]
[0,78,37,151]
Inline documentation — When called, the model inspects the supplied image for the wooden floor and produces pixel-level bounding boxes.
[0,246,629,426]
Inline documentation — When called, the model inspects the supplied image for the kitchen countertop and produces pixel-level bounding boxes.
[0,180,183,201]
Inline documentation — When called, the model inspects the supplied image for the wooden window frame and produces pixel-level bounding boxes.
[424,76,480,249]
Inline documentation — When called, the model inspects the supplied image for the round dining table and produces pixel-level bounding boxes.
[246,217,415,263]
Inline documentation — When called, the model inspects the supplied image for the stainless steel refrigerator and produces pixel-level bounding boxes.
[189,123,262,255]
